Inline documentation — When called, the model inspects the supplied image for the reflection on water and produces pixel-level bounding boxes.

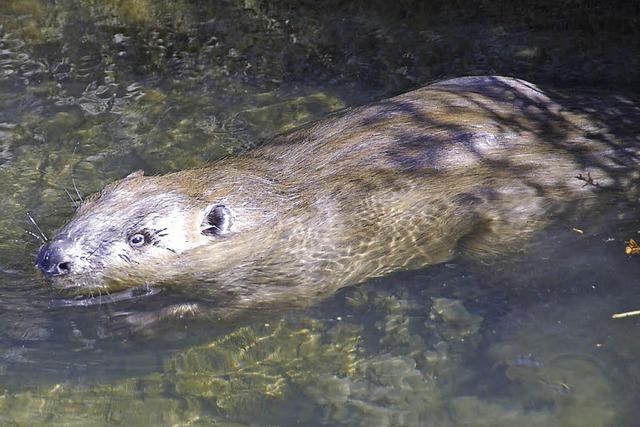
[0,0,639,426]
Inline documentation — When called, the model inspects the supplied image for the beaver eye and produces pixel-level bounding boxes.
[128,233,146,248]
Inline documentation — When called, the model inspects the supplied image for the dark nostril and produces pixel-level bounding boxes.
[36,242,73,277]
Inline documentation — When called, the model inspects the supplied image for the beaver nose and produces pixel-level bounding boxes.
[36,242,72,277]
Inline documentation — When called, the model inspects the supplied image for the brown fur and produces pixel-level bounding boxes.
[38,76,640,319]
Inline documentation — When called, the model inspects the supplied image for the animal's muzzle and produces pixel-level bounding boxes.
[36,241,73,278]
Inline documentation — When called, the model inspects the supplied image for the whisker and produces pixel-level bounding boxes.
[103,288,116,304]
[51,285,160,307]
[72,177,83,203]
[25,229,43,242]
[86,241,105,260]
[63,187,79,208]
[71,143,84,203]
[26,212,48,242]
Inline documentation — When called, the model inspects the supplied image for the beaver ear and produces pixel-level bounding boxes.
[201,204,233,237]
[125,170,144,179]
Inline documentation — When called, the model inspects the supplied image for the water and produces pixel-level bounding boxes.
[1,1,639,426]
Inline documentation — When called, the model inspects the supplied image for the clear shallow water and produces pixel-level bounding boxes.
[1,1,640,426]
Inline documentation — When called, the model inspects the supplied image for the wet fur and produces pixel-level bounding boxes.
[45,76,640,320]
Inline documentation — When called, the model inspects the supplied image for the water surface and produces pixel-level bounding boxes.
[1,1,639,426]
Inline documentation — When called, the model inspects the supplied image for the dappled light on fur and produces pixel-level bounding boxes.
[36,76,640,322]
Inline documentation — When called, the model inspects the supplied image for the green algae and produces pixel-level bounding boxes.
[0,274,632,427]
[166,319,361,412]
[241,92,346,135]
[0,318,361,426]
[0,287,485,426]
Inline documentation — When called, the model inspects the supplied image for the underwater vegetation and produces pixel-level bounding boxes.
[0,1,639,426]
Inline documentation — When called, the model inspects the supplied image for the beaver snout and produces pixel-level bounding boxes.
[36,241,73,278]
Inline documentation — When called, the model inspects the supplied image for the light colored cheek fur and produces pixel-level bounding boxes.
[147,210,208,253]
[64,237,115,274]
[100,244,177,284]
[150,211,197,256]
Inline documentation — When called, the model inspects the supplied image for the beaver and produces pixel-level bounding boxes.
[35,76,640,321]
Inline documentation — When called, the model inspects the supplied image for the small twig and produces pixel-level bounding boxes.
[575,172,600,188]
[612,310,640,319]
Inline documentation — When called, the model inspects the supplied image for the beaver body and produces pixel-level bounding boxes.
[36,76,640,317]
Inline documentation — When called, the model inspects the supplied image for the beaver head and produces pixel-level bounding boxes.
[35,170,243,292]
